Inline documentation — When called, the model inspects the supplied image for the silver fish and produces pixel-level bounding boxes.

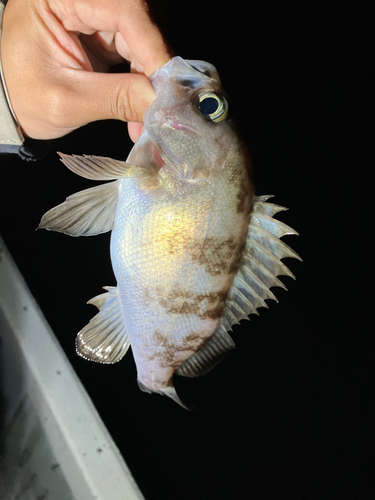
[40,57,300,408]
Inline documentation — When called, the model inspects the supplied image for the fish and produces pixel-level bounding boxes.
[39,56,301,408]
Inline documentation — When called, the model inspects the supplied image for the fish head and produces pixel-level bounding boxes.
[144,56,239,181]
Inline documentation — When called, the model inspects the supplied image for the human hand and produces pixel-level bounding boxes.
[1,0,172,142]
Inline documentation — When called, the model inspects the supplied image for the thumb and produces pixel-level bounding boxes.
[68,71,155,127]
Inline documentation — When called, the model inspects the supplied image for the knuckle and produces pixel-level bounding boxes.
[109,82,134,122]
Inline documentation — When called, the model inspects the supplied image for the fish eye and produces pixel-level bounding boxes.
[196,92,228,123]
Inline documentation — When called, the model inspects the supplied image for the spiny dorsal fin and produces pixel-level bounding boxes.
[76,286,130,364]
[221,196,301,331]
[252,197,288,217]
[38,181,119,236]
[176,326,235,378]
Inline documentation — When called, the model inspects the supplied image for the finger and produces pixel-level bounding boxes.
[114,33,145,74]
[81,32,125,67]
[116,1,171,76]
[128,122,145,143]
[67,70,155,125]
[49,0,172,75]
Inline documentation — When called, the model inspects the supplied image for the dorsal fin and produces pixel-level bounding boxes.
[175,196,300,379]
[176,326,235,378]
[220,195,301,331]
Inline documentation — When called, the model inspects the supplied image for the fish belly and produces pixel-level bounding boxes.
[111,172,252,391]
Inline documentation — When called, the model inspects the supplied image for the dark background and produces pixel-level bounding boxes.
[1,0,374,498]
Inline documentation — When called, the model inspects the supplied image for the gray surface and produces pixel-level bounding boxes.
[0,237,144,500]
[0,315,75,499]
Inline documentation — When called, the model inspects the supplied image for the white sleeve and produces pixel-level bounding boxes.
[0,1,24,147]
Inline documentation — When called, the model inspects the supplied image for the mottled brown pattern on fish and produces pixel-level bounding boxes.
[236,181,248,214]
[141,287,153,307]
[152,285,228,319]
[199,236,242,276]
[229,163,251,214]
[153,227,193,255]
[200,290,227,319]
[150,328,209,368]
[228,240,246,274]
[184,332,200,343]
[224,145,253,214]
[176,291,226,319]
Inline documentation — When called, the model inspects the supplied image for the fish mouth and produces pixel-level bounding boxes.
[147,114,198,137]
[163,119,196,134]
[145,103,197,136]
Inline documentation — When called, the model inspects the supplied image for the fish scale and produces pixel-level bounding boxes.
[112,173,218,361]
[39,57,300,408]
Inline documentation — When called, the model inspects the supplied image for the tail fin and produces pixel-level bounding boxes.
[137,378,190,410]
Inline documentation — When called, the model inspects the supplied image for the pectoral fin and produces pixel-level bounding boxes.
[76,286,130,364]
[39,150,160,236]
[38,181,119,236]
[58,153,158,187]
